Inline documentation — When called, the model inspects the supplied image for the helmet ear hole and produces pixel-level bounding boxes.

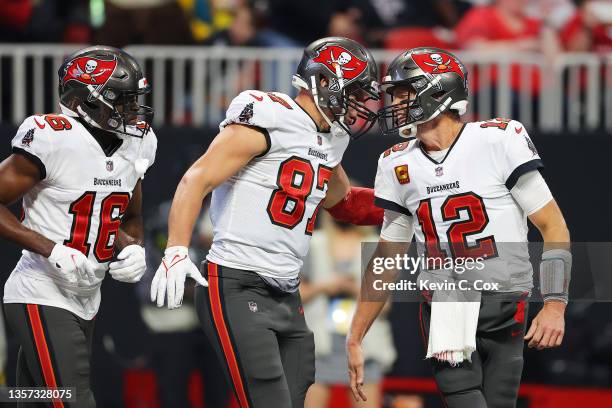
[319,75,329,88]
[431,91,446,101]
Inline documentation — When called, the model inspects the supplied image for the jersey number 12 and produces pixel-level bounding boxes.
[416,192,498,262]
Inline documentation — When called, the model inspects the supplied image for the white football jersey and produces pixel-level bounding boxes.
[4,114,157,319]
[374,119,543,292]
[206,90,350,279]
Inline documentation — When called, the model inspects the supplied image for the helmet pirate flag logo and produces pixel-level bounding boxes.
[412,52,465,82]
[312,45,367,81]
[62,56,117,87]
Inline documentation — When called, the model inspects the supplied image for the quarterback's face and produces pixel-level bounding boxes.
[390,85,415,126]
[391,85,415,105]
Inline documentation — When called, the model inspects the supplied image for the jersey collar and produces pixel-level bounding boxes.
[418,123,466,165]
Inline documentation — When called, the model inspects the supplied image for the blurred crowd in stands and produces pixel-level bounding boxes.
[0,0,611,54]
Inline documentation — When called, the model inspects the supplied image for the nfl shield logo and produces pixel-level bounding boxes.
[317,135,322,145]
[106,160,114,172]
[435,166,443,177]
[248,301,258,312]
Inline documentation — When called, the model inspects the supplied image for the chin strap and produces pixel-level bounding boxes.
[76,105,104,129]
[310,75,335,131]
[325,187,384,226]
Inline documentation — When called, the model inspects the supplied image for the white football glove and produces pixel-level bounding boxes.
[150,246,208,309]
[48,244,96,286]
[108,245,146,283]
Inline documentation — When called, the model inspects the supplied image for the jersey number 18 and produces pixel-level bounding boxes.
[64,192,130,262]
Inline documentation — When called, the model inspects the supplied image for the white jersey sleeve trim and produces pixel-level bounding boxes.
[510,170,553,216]
[500,120,544,189]
[380,209,414,242]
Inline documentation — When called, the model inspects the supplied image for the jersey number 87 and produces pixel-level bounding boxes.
[266,156,333,235]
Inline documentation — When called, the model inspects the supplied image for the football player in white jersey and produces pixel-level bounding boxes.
[347,48,571,408]
[150,37,383,408]
[0,46,156,407]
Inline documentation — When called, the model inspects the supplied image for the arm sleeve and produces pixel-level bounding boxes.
[510,170,553,216]
[326,187,384,225]
[10,116,55,180]
[373,155,412,216]
[500,120,544,190]
[380,210,414,242]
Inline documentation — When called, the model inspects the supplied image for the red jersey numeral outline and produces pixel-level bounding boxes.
[64,192,131,262]
[416,192,498,265]
[267,156,333,235]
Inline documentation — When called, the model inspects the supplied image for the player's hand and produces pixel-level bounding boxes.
[109,245,146,283]
[150,246,208,309]
[48,244,96,286]
[525,300,566,349]
[347,340,368,402]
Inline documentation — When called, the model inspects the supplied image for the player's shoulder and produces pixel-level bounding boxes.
[377,138,417,165]
[230,89,295,112]
[20,113,84,134]
[224,89,298,131]
[467,118,528,144]
[14,113,82,146]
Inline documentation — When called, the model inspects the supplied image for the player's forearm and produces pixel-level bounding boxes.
[322,165,351,209]
[348,242,402,344]
[117,216,144,249]
[166,169,213,248]
[0,204,55,257]
[529,200,570,251]
[541,224,570,251]
[537,211,570,251]
[347,300,387,346]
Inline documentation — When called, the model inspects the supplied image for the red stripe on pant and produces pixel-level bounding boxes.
[514,299,526,324]
[26,304,64,408]
[207,263,250,408]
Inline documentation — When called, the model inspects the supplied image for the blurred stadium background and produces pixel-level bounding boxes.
[1,0,612,407]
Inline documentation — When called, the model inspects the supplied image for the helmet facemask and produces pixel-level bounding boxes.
[301,69,380,140]
[379,75,466,138]
[77,81,153,138]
